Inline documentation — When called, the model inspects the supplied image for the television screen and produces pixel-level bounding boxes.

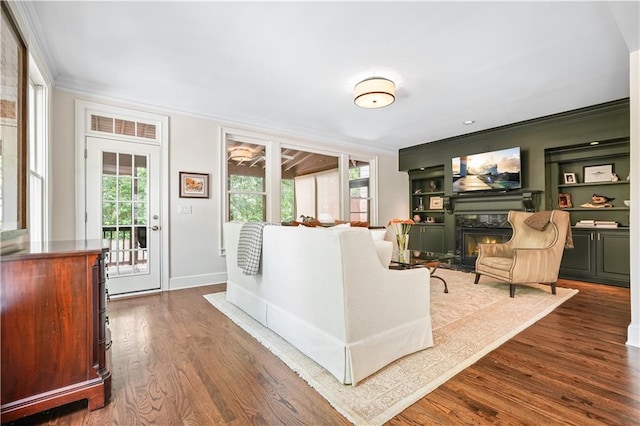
[452,147,522,193]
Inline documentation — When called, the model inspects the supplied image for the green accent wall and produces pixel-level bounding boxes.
[399,98,630,206]
[398,98,630,255]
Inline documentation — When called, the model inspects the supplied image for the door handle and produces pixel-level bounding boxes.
[151,225,160,231]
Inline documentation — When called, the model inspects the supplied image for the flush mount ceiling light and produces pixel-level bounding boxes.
[354,77,395,109]
[229,147,253,162]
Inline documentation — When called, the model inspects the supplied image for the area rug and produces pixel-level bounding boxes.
[204,269,578,425]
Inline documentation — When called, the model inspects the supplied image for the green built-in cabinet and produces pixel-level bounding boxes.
[560,228,630,287]
[399,99,630,287]
[408,166,445,253]
[545,139,630,226]
[546,138,630,287]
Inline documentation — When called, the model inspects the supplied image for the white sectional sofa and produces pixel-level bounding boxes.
[223,222,433,385]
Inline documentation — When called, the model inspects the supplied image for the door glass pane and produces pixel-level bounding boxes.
[119,176,133,201]
[102,151,149,277]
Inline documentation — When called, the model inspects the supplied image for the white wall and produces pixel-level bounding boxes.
[50,89,409,290]
[377,154,410,226]
[628,49,639,348]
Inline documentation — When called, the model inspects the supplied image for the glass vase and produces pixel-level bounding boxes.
[397,233,409,262]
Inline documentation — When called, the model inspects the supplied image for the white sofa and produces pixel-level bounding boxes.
[223,222,433,385]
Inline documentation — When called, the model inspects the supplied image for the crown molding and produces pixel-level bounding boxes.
[9,1,57,85]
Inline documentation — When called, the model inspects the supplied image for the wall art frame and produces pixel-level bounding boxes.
[179,172,209,198]
[563,172,577,184]
[583,164,613,183]
[558,193,573,209]
[429,196,443,210]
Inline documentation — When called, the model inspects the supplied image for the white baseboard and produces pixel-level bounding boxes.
[169,272,227,291]
[627,323,640,348]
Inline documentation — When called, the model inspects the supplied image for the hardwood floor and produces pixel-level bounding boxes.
[6,279,639,425]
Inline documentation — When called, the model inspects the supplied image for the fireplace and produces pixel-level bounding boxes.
[455,214,512,266]
[458,227,512,266]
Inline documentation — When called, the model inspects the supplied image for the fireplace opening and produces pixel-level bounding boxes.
[455,214,512,266]
[458,228,512,266]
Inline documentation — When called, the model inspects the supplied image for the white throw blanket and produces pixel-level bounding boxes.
[237,222,268,275]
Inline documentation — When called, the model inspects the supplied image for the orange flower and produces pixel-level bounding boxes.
[387,218,415,226]
[387,219,415,252]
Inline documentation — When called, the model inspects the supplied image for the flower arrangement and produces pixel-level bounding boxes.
[388,218,415,255]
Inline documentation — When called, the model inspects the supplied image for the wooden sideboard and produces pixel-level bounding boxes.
[1,240,111,422]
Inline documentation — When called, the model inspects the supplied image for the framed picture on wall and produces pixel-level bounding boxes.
[179,172,209,198]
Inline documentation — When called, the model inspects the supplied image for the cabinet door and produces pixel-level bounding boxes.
[560,229,595,279]
[408,226,421,251]
[422,226,444,252]
[596,230,630,285]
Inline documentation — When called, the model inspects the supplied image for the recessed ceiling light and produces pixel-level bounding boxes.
[590,141,599,145]
[463,120,475,125]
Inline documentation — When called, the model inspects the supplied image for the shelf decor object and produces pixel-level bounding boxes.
[563,172,577,184]
[584,164,613,183]
[429,196,443,209]
[558,193,573,208]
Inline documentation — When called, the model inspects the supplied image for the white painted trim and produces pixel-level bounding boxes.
[75,100,170,292]
[627,49,639,348]
[169,273,227,291]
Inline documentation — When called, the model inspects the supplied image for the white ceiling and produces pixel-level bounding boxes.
[25,1,640,152]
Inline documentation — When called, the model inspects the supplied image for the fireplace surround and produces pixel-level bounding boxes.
[455,214,513,266]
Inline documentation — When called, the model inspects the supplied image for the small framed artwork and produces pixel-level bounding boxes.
[558,193,572,209]
[429,196,443,210]
[583,164,613,183]
[179,172,209,198]
[563,173,577,184]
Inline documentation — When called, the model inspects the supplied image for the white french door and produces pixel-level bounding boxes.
[86,136,161,295]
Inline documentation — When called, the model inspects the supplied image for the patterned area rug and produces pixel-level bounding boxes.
[204,269,578,425]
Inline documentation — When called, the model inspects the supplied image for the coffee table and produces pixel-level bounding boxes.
[389,250,460,293]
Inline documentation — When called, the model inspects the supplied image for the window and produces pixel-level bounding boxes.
[349,161,370,222]
[28,66,47,242]
[223,128,377,228]
[227,141,266,222]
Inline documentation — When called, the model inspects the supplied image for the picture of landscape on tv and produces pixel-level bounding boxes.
[452,147,522,193]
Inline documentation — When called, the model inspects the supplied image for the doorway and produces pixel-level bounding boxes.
[86,136,161,294]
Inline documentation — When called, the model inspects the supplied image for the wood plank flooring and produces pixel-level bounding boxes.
[6,279,640,425]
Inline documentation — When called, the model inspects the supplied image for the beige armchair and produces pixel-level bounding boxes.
[474,210,571,297]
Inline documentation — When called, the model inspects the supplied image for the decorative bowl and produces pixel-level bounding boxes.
[624,200,630,207]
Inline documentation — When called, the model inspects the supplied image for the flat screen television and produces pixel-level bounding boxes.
[452,147,522,193]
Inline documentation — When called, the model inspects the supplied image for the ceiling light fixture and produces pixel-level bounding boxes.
[229,147,253,162]
[463,120,475,125]
[354,77,395,109]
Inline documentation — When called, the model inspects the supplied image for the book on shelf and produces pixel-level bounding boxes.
[575,220,619,228]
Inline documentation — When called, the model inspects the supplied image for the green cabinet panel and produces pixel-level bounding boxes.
[408,224,444,253]
[559,230,595,278]
[597,231,630,282]
[559,228,629,287]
